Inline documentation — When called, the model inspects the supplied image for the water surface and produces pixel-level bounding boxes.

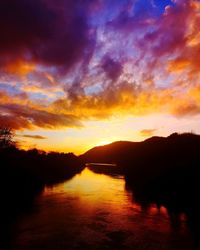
[11,168,195,250]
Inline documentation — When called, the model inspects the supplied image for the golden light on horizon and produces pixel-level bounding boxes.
[96,139,115,147]
[14,113,200,154]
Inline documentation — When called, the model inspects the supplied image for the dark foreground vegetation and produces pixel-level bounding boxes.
[81,132,200,242]
[0,149,83,249]
[0,147,83,216]
[0,128,84,249]
[0,127,83,220]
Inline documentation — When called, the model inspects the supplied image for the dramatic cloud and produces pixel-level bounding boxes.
[0,103,82,130]
[0,0,200,131]
[21,135,47,140]
[101,56,123,81]
[0,0,95,73]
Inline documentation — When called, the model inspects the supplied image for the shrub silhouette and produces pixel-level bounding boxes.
[0,144,84,220]
[0,127,15,148]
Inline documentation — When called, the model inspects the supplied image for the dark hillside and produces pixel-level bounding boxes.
[81,133,200,237]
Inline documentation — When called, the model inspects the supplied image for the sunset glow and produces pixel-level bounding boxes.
[1,0,200,154]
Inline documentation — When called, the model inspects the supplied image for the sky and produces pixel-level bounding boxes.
[0,0,200,154]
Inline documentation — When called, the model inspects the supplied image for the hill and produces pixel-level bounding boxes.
[80,140,138,164]
[81,133,200,234]
[81,133,200,171]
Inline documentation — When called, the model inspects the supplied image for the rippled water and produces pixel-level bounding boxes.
[11,168,195,250]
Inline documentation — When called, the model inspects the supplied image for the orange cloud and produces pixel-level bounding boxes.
[171,101,200,117]
[189,85,200,103]
[52,83,174,119]
[21,134,47,139]
[0,101,82,130]
[5,60,35,75]
[140,129,157,137]
[164,0,200,76]
[167,58,190,73]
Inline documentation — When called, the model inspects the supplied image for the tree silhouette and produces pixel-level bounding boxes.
[0,127,15,148]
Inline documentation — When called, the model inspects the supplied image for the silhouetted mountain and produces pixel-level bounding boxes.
[81,133,200,173]
[80,140,138,164]
[81,133,200,238]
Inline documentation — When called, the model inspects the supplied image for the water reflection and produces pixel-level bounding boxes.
[11,168,195,250]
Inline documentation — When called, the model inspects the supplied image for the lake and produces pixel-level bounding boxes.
[10,167,196,250]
